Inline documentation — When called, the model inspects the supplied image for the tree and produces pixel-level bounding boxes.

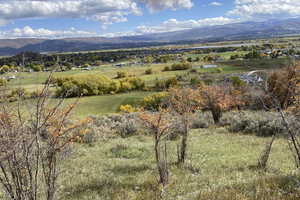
[31,64,43,72]
[0,65,10,74]
[266,66,298,109]
[144,56,154,64]
[256,64,300,169]
[139,109,173,186]
[198,85,244,124]
[0,78,7,87]
[168,87,201,164]
[244,50,261,59]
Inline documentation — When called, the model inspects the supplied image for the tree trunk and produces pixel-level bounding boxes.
[154,140,168,186]
[257,133,276,170]
[211,106,222,124]
[178,118,189,165]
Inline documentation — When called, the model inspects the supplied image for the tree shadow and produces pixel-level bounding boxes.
[62,175,160,200]
[108,164,152,175]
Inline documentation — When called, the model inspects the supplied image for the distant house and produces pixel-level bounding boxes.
[239,71,264,84]
[201,64,218,69]
[4,75,16,81]
[114,63,126,68]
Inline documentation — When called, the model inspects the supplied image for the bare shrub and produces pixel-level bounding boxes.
[168,87,201,165]
[0,81,85,200]
[139,109,173,186]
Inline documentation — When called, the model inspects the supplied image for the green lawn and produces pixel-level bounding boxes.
[65,91,153,118]
[58,128,297,200]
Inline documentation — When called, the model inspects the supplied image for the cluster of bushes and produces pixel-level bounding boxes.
[145,68,153,75]
[163,63,192,71]
[0,78,7,87]
[116,71,127,79]
[0,65,20,74]
[230,54,242,60]
[229,76,246,87]
[154,77,178,90]
[187,57,200,62]
[244,50,262,59]
[0,88,47,103]
[26,63,44,72]
[225,111,300,137]
[119,104,137,113]
[89,114,143,139]
[53,74,145,97]
[142,92,169,111]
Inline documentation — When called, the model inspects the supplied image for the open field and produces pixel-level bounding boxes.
[66,91,153,118]
[57,128,298,200]
[1,56,294,119]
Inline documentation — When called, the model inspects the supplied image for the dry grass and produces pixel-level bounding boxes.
[54,128,299,200]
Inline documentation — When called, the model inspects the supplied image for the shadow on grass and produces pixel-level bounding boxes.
[197,175,300,200]
[108,164,152,175]
[62,175,161,200]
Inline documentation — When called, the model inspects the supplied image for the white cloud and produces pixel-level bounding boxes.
[228,0,300,19]
[0,0,140,26]
[141,0,193,11]
[209,2,222,6]
[135,17,238,34]
[0,26,97,39]
[0,15,240,39]
[0,0,193,27]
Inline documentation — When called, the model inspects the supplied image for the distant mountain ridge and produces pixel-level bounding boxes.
[1,18,300,56]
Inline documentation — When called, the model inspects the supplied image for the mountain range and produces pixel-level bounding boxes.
[1,18,300,56]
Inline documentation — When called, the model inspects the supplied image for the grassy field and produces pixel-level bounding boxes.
[3,62,249,89]
[66,91,153,118]
[57,128,298,200]
[1,57,294,120]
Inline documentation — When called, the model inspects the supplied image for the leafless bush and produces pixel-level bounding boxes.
[254,64,300,169]
[139,110,173,186]
[0,78,84,200]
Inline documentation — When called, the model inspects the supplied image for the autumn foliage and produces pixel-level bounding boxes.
[197,85,244,124]
[266,65,299,109]
[139,109,172,186]
[0,82,90,200]
[168,87,201,164]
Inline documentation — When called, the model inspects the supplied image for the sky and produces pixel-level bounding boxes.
[0,0,299,39]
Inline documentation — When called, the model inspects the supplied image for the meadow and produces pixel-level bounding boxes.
[2,53,283,117]
[58,128,298,200]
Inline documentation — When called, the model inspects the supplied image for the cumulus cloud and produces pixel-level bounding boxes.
[0,0,140,26]
[141,0,193,11]
[135,17,238,34]
[0,26,97,39]
[209,2,222,6]
[0,0,194,27]
[228,0,300,19]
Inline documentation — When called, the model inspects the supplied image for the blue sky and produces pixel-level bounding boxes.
[0,0,299,38]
